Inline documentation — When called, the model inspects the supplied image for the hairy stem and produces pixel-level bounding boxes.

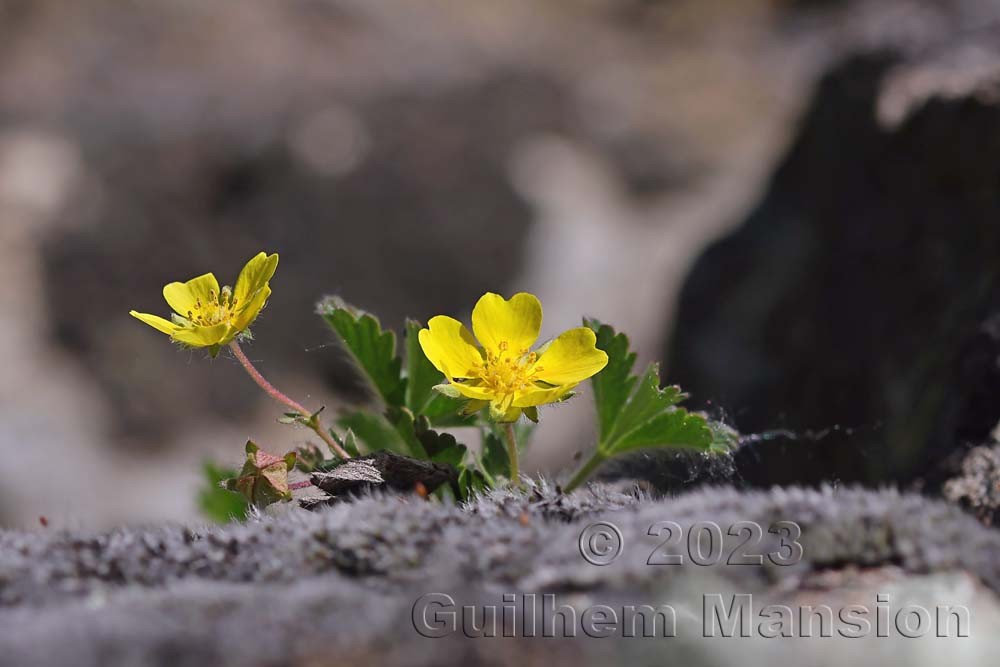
[503,422,520,487]
[229,340,351,460]
[563,450,606,493]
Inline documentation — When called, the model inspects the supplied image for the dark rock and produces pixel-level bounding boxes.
[666,51,1000,490]
[308,451,457,501]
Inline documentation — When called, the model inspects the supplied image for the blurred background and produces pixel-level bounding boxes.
[1,0,999,528]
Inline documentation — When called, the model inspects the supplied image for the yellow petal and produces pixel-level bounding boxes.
[130,311,176,336]
[170,323,232,347]
[450,381,494,401]
[233,252,278,310]
[163,273,220,317]
[512,383,576,408]
[418,316,484,379]
[533,327,608,385]
[232,285,271,332]
[471,292,541,355]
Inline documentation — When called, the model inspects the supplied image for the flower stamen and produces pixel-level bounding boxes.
[474,340,543,400]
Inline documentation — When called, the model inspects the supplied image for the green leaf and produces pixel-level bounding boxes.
[612,408,712,453]
[456,466,488,499]
[197,462,248,523]
[480,431,510,481]
[388,406,429,459]
[708,420,740,454]
[327,427,362,459]
[585,319,637,442]
[337,407,434,459]
[278,405,325,427]
[338,410,410,455]
[294,443,326,472]
[606,364,686,447]
[584,321,715,456]
[477,420,535,482]
[424,396,478,427]
[320,297,405,406]
[333,428,362,458]
[414,416,468,467]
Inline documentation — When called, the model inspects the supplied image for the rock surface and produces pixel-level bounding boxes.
[1,484,999,666]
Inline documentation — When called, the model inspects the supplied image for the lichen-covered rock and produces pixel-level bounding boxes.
[1,485,999,666]
[945,443,1000,525]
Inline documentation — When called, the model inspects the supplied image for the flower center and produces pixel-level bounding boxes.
[187,286,237,327]
[476,341,543,396]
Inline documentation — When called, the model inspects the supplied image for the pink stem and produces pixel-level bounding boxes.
[229,340,351,460]
[229,340,311,415]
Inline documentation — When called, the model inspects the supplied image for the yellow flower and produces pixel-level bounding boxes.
[130,252,278,355]
[419,292,609,422]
